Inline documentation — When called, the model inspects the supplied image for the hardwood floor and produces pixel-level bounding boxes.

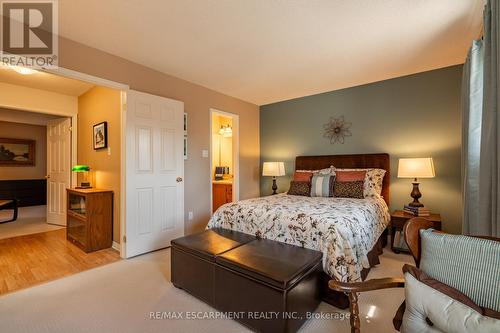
[0,229,121,295]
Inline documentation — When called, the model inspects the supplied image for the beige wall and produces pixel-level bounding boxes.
[0,121,47,180]
[59,37,260,235]
[77,86,122,242]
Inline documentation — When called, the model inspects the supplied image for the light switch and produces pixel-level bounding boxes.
[202,150,209,158]
[188,212,194,220]
[107,147,111,156]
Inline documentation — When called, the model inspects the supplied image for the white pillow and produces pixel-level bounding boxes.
[296,165,335,175]
[403,272,500,333]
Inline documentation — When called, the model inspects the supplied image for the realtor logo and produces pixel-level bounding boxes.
[0,0,58,68]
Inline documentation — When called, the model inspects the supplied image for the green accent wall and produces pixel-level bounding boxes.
[260,65,463,234]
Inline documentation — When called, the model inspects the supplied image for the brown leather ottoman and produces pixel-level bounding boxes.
[171,228,255,306]
[215,239,322,333]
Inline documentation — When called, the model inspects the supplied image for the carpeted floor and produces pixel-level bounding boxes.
[0,245,413,333]
[0,206,64,240]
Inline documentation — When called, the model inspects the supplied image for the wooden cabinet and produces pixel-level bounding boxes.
[66,188,113,253]
[213,183,232,212]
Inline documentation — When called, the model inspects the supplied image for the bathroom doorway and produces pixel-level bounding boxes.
[209,109,239,214]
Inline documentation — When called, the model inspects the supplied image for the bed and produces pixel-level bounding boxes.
[207,153,391,307]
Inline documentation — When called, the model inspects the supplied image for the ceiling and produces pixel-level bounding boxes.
[0,66,93,96]
[58,0,484,105]
[0,107,61,126]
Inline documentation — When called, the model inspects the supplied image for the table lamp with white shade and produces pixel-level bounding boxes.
[262,162,285,195]
[398,157,435,207]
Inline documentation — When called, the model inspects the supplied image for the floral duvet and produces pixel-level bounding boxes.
[207,194,390,282]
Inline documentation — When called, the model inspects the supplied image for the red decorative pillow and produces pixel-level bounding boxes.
[294,171,313,182]
[335,170,366,182]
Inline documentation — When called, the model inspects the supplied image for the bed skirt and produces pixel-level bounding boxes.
[319,229,388,309]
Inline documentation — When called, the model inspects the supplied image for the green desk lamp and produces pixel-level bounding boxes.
[72,165,92,189]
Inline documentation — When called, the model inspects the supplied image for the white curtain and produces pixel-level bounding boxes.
[462,40,484,235]
[462,0,500,237]
[478,0,500,237]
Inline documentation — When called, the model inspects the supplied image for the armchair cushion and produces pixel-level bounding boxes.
[419,229,500,312]
[403,271,500,333]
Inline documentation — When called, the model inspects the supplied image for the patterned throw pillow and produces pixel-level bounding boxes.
[310,174,335,197]
[333,181,364,199]
[334,168,386,198]
[364,168,386,198]
[287,181,311,196]
[293,171,313,182]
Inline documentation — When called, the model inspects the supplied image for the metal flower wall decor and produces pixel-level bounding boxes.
[323,116,352,144]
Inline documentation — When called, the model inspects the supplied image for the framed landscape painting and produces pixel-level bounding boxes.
[93,122,108,150]
[0,138,35,166]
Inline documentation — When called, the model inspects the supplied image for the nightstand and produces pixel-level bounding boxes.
[390,210,441,253]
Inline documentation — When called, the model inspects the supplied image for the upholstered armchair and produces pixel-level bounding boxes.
[329,218,500,333]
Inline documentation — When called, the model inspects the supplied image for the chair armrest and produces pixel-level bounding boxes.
[330,278,406,333]
[329,277,405,293]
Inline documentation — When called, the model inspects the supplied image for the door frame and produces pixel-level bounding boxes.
[0,65,130,257]
[44,67,130,257]
[209,108,240,214]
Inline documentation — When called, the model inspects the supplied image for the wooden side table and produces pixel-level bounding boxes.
[67,188,113,252]
[390,210,441,253]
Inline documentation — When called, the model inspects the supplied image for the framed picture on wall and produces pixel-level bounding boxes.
[0,138,35,166]
[93,122,108,150]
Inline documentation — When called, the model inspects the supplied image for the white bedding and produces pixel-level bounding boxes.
[207,194,390,282]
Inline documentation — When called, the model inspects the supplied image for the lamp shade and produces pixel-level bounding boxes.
[72,165,90,172]
[262,162,285,177]
[398,158,435,178]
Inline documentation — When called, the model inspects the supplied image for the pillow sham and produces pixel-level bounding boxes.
[310,174,335,197]
[335,170,366,182]
[334,168,386,198]
[296,165,335,176]
[287,181,311,196]
[293,171,313,182]
[333,180,364,199]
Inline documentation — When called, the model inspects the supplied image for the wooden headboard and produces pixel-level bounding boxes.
[295,153,390,205]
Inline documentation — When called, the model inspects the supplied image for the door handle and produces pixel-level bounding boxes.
[176,177,183,183]
[45,175,51,179]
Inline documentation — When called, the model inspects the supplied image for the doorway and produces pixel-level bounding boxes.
[209,109,239,214]
[0,111,70,238]
[0,67,122,295]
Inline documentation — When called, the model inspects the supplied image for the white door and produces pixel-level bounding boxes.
[47,118,71,226]
[124,90,184,258]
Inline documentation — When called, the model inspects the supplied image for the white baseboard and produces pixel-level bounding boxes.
[112,241,120,252]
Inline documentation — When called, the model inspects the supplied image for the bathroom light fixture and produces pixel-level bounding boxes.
[218,124,232,138]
